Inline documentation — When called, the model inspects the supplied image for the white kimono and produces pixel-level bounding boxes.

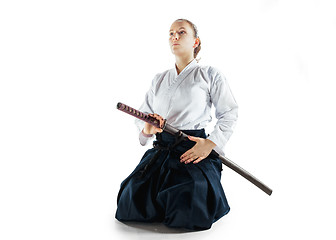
[136,59,238,155]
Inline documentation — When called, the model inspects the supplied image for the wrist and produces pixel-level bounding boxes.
[205,139,216,149]
[141,129,153,137]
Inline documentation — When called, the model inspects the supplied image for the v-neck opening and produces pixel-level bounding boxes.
[174,59,197,76]
[170,59,198,86]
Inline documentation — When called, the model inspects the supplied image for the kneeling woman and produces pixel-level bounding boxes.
[115,19,238,231]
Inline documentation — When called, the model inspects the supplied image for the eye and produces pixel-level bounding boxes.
[179,31,186,34]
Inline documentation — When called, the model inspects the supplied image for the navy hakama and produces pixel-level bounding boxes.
[115,129,230,231]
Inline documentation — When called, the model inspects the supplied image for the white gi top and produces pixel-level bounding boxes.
[136,59,238,155]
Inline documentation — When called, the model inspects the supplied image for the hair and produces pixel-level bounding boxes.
[175,18,201,59]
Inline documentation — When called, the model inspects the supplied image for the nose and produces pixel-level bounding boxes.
[171,32,179,41]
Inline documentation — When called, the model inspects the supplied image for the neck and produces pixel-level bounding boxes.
[175,55,195,75]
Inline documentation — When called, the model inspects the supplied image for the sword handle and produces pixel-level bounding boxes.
[116,102,162,129]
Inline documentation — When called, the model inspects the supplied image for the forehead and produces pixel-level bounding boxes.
[169,20,192,31]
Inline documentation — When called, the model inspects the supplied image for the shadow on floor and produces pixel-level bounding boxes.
[115,220,198,234]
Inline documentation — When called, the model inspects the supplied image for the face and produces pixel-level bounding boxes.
[169,20,199,57]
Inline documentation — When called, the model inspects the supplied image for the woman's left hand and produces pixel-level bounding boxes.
[180,136,216,164]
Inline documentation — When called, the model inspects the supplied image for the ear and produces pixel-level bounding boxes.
[193,38,200,48]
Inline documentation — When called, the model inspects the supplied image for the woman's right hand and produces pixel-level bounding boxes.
[143,113,164,135]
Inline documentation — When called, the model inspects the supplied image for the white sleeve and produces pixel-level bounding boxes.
[135,74,158,145]
[138,130,154,146]
[207,68,238,155]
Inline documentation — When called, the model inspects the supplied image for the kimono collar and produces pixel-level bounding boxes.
[174,59,198,77]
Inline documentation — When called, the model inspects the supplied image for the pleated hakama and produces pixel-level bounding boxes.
[115,129,230,231]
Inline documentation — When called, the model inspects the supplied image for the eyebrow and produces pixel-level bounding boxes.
[169,27,186,32]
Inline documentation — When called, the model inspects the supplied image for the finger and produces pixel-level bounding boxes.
[181,152,196,163]
[193,157,204,164]
[180,154,193,163]
[185,155,199,164]
[153,113,162,120]
[180,154,191,162]
[188,135,199,142]
[180,149,193,160]
[152,114,164,128]
[152,113,159,119]
[183,156,192,164]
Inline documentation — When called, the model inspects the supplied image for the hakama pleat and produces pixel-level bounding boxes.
[115,129,230,231]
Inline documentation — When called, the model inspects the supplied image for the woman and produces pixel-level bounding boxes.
[115,19,238,231]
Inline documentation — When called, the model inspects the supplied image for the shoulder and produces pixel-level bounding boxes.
[150,69,170,85]
[195,64,226,84]
[155,69,171,77]
[152,69,171,82]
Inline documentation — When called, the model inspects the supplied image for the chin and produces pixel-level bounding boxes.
[171,49,184,56]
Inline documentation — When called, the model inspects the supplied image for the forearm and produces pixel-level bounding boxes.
[139,129,154,146]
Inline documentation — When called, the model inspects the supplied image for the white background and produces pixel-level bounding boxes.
[1,0,336,239]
